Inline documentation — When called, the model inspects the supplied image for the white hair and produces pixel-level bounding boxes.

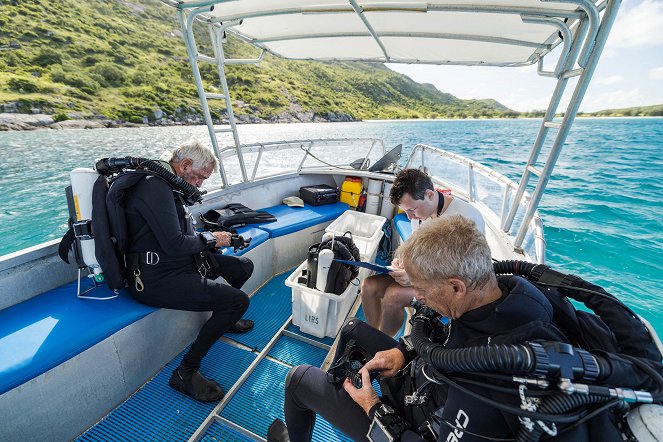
[398,215,494,290]
[171,139,218,172]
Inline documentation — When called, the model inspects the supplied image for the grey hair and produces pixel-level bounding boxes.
[398,215,494,290]
[171,139,219,172]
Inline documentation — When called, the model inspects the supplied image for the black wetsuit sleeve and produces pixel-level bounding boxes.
[131,176,206,256]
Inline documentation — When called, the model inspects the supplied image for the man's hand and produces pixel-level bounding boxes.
[363,348,406,378]
[389,259,411,287]
[212,231,232,247]
[342,367,380,415]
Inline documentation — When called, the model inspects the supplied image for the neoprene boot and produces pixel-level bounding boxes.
[267,419,290,442]
[169,368,225,402]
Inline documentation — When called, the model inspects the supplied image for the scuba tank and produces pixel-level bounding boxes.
[68,168,103,282]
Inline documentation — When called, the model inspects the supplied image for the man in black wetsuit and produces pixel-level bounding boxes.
[268,215,622,441]
[125,140,254,402]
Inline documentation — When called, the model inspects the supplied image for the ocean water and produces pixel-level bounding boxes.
[0,118,661,333]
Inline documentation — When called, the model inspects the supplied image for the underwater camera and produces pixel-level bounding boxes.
[327,340,379,389]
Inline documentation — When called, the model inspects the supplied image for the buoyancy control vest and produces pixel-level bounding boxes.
[306,233,361,295]
[59,157,205,291]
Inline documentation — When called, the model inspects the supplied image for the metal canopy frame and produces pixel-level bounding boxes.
[166,0,621,249]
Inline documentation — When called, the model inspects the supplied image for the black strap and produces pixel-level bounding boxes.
[436,190,445,216]
[58,227,75,264]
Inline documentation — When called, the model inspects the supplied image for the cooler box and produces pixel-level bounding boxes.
[299,184,340,206]
[326,210,386,262]
[286,261,359,338]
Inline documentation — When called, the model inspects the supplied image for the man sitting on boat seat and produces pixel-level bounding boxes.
[125,140,254,402]
[268,216,620,442]
[360,168,485,337]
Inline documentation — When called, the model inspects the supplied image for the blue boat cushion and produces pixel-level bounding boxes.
[0,283,155,394]
[220,226,270,256]
[255,202,349,238]
[393,212,413,241]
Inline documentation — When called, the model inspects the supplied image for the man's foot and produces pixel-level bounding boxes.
[169,369,225,402]
[267,419,290,442]
[229,318,254,333]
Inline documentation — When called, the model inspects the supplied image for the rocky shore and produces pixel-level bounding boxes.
[0,109,356,131]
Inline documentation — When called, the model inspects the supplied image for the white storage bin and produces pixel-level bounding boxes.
[326,210,386,243]
[286,261,359,338]
[326,210,386,262]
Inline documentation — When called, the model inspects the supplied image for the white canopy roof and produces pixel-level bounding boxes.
[169,0,604,67]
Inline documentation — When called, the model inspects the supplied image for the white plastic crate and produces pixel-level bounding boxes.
[326,210,386,242]
[286,261,359,338]
[326,210,386,262]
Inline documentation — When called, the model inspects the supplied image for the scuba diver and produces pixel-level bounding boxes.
[120,140,255,402]
[267,215,663,441]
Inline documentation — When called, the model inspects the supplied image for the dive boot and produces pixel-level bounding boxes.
[267,419,290,442]
[169,369,225,402]
[229,318,254,333]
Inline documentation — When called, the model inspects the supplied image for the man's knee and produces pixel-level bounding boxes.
[383,285,411,311]
[339,317,363,339]
[360,275,382,299]
[240,257,254,279]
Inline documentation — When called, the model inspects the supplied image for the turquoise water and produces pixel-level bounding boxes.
[0,119,661,332]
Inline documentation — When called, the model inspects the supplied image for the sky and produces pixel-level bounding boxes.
[386,0,663,113]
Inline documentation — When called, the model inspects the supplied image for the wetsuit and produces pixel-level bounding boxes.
[283,276,623,442]
[124,174,252,372]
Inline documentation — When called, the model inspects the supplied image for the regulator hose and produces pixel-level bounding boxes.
[411,312,534,375]
[95,157,205,205]
[516,393,613,442]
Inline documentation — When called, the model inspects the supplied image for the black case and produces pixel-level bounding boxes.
[299,184,340,206]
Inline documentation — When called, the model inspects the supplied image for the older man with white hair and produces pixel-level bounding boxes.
[125,139,254,402]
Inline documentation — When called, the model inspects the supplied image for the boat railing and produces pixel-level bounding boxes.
[407,144,546,263]
[212,137,385,186]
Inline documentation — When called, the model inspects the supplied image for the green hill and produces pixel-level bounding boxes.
[0,0,515,125]
[580,104,663,117]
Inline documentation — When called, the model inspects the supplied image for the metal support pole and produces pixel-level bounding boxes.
[178,8,229,186]
[512,0,621,247]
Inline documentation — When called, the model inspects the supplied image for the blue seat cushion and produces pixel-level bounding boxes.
[0,282,155,394]
[394,212,413,241]
[255,202,349,238]
[220,226,270,256]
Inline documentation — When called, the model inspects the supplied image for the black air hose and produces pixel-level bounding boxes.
[493,259,536,278]
[95,157,204,205]
[516,393,610,442]
[411,314,533,374]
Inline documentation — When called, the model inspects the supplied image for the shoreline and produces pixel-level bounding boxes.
[1,112,661,132]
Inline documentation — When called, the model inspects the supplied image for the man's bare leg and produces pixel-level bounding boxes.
[359,274,395,329]
[380,285,416,337]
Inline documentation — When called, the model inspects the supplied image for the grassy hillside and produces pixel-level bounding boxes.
[0,0,515,124]
[580,104,663,117]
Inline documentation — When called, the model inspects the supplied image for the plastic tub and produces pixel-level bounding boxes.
[286,261,359,338]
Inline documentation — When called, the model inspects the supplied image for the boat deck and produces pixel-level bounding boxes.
[77,270,355,441]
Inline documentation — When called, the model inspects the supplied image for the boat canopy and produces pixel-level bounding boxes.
[167,0,604,68]
[163,0,620,251]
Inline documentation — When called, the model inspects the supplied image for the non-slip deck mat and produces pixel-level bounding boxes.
[285,323,336,346]
[268,335,328,368]
[200,421,254,442]
[225,271,293,351]
[219,358,351,442]
[77,341,255,442]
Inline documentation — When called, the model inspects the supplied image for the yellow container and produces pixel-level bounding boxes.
[340,177,363,208]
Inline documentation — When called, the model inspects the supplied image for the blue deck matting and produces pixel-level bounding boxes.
[225,270,293,351]
[219,358,351,442]
[286,323,336,346]
[200,421,253,442]
[77,341,255,442]
[269,335,328,368]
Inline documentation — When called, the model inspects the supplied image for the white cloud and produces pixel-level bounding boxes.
[596,75,624,85]
[648,66,663,80]
[582,88,643,111]
[607,0,663,48]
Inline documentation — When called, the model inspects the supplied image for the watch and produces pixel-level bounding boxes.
[200,231,217,249]
[367,403,408,442]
